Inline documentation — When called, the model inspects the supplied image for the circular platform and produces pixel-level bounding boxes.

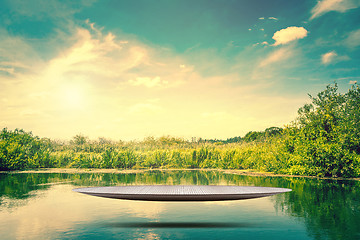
[73,185,292,201]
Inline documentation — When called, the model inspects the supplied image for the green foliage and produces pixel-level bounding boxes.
[0,128,54,170]
[243,127,283,142]
[282,83,360,177]
[71,134,88,145]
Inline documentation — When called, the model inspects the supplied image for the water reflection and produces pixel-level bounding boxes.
[274,178,360,240]
[0,170,359,240]
[104,222,255,228]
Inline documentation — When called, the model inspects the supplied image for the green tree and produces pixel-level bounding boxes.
[0,128,53,170]
[243,131,264,142]
[71,134,88,145]
[283,83,360,177]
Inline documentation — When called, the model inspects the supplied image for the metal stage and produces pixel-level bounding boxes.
[73,185,292,201]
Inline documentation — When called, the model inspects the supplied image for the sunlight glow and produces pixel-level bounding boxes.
[59,84,87,109]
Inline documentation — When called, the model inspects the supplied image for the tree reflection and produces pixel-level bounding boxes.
[273,177,360,240]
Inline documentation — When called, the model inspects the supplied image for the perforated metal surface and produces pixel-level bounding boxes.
[73,185,292,201]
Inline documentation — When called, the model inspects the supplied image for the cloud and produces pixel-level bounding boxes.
[272,27,308,46]
[0,29,43,75]
[259,47,293,67]
[344,28,360,48]
[329,75,359,84]
[259,17,278,21]
[321,51,349,64]
[310,0,360,20]
[37,21,190,89]
[0,67,15,75]
[41,27,146,82]
[321,51,337,64]
[253,41,270,47]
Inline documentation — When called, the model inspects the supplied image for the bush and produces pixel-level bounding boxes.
[0,128,54,170]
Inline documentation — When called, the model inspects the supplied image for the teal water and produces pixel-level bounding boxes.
[0,170,359,240]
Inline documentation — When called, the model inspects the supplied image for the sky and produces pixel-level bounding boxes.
[0,0,360,141]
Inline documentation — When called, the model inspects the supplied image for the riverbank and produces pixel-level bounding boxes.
[3,168,359,181]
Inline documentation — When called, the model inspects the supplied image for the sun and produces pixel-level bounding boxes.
[59,84,87,109]
[65,88,83,106]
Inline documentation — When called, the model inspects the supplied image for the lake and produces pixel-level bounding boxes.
[0,170,359,240]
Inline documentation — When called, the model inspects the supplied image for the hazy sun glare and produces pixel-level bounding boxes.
[59,83,88,110]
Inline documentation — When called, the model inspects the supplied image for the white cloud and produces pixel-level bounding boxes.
[349,80,357,84]
[37,22,189,90]
[344,28,360,48]
[0,67,15,74]
[178,64,194,72]
[310,0,360,20]
[259,47,293,67]
[42,27,140,80]
[321,51,337,64]
[0,30,43,75]
[253,41,269,47]
[259,17,278,21]
[272,27,308,46]
[321,51,349,65]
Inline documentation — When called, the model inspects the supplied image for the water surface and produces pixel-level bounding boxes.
[0,170,359,239]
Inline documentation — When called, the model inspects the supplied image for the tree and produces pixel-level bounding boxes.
[265,127,283,137]
[71,134,88,145]
[0,128,53,170]
[284,83,360,177]
[243,131,263,142]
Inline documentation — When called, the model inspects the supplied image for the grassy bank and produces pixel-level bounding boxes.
[1,131,359,178]
[1,84,360,178]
